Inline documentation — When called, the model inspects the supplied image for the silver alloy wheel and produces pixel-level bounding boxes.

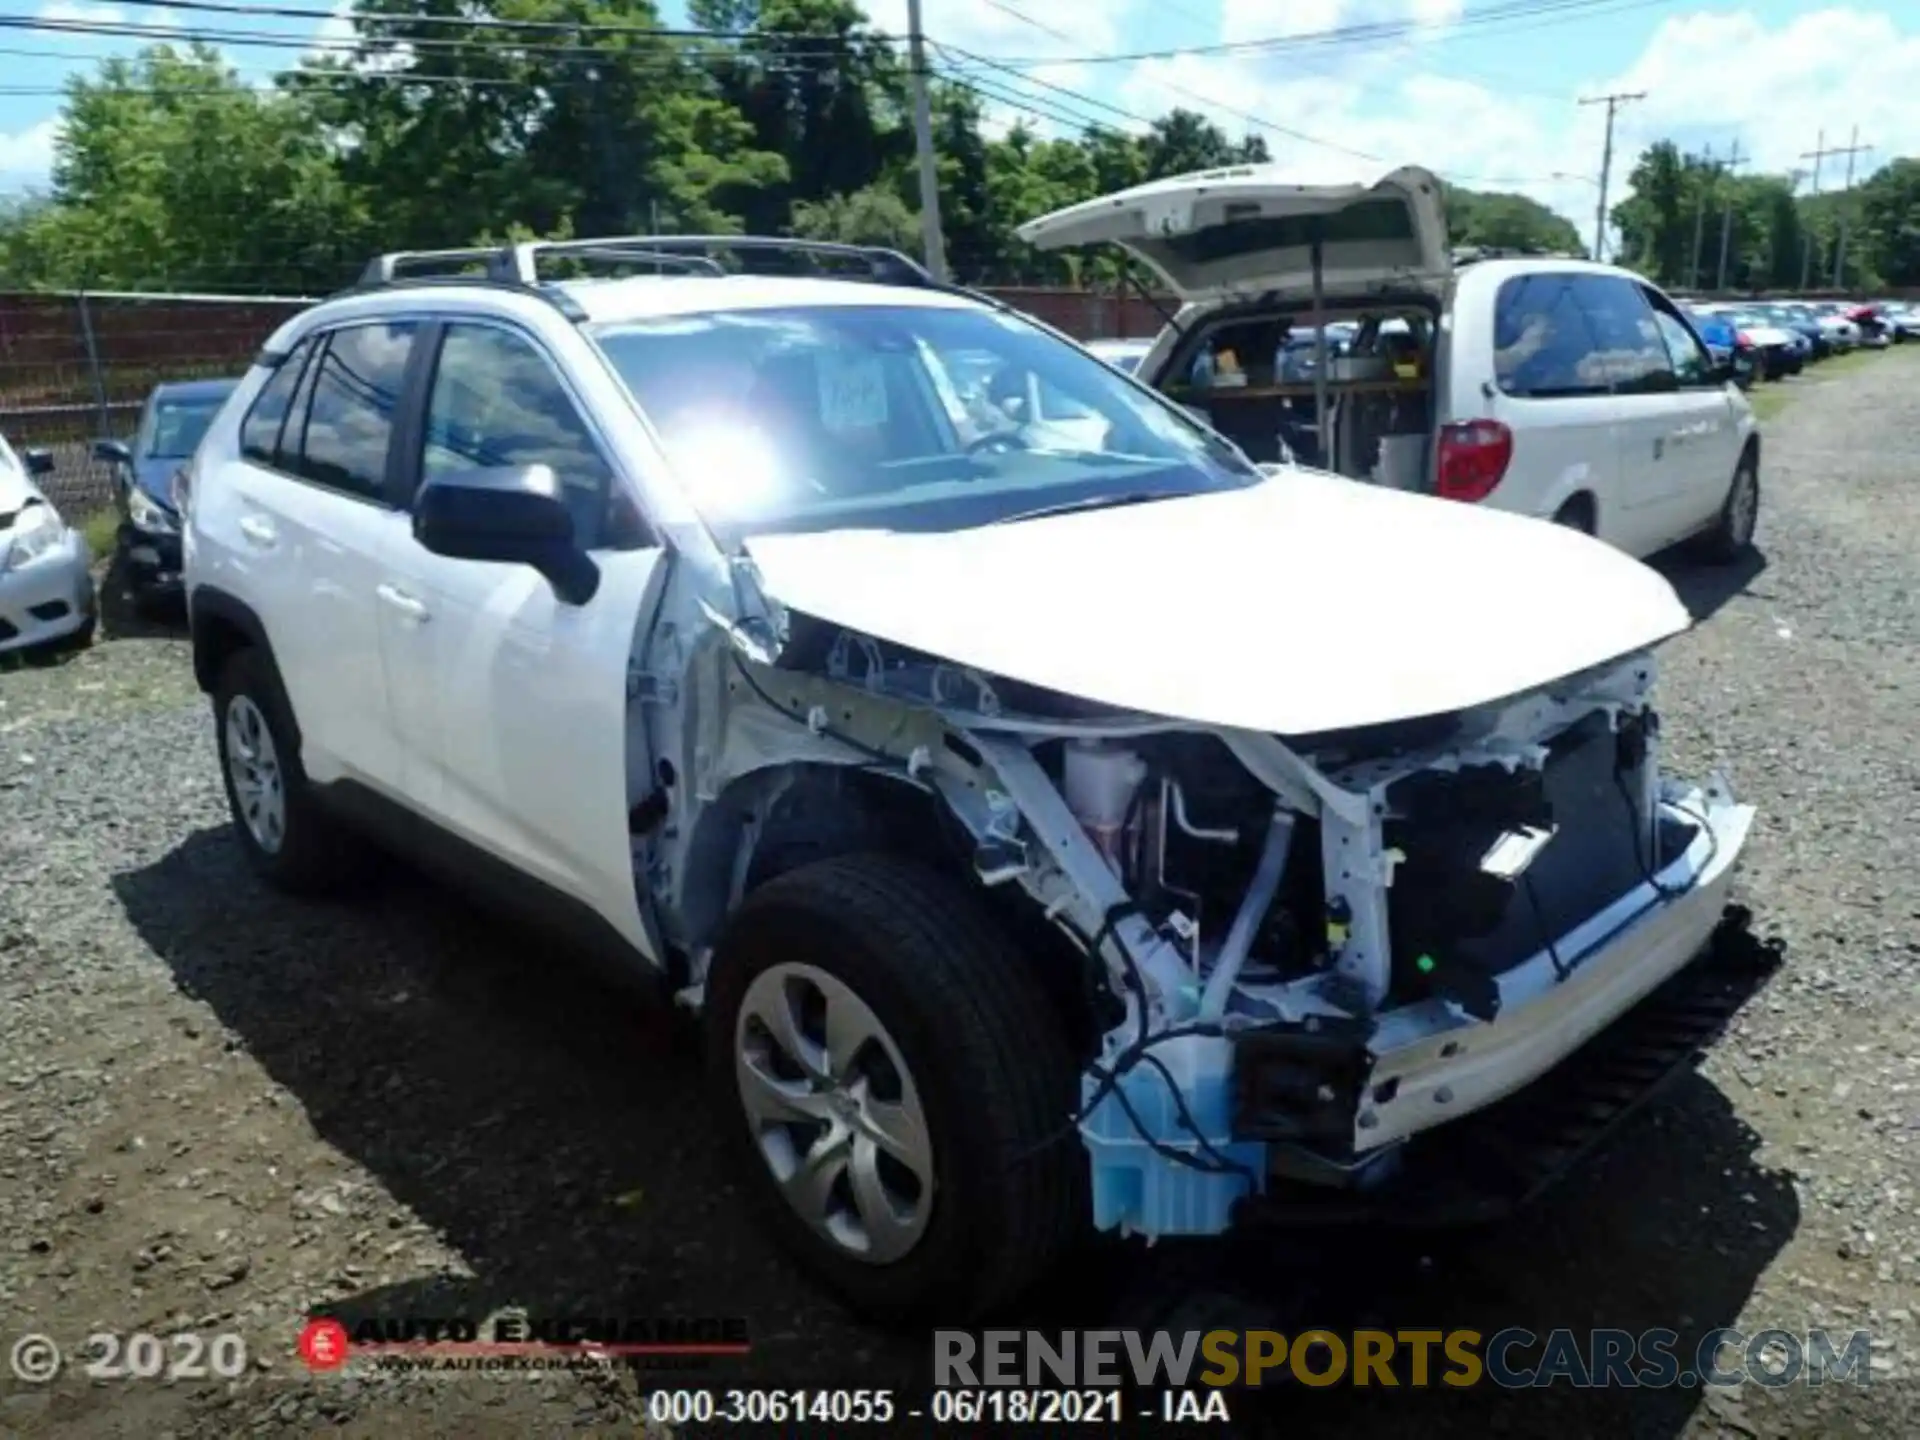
[734,961,935,1264]
[225,694,286,855]
[1728,464,1758,548]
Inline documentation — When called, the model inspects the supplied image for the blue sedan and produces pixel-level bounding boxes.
[93,377,239,607]
[1681,307,1757,387]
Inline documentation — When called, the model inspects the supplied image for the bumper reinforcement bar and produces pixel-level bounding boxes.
[1231,904,1781,1230]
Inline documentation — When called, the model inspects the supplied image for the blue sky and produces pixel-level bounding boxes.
[3,0,1914,239]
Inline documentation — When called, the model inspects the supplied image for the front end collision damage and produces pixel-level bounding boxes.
[626,552,1756,1242]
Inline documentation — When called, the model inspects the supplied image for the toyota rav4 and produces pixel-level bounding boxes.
[182,234,1758,1324]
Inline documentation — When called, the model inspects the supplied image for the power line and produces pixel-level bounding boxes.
[0,12,862,65]
[109,0,842,47]
[986,0,1675,68]
[935,43,1174,134]
[964,0,1385,161]
[1579,89,1644,262]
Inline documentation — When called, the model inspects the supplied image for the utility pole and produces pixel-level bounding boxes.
[1798,129,1829,291]
[1715,139,1745,292]
[1829,125,1873,290]
[1580,90,1644,262]
[906,0,948,281]
[1688,142,1713,291]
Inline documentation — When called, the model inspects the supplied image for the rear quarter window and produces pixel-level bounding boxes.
[1491,273,1607,398]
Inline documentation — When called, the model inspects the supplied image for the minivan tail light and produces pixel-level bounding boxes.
[1435,419,1513,503]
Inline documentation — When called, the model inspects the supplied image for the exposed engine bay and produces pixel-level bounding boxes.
[638,593,1752,1242]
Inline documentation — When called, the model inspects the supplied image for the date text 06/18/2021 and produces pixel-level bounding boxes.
[637,1387,1227,1426]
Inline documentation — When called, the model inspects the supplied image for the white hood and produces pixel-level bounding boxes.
[1017,164,1449,301]
[1741,324,1796,347]
[743,471,1692,736]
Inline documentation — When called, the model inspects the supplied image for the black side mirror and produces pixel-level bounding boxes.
[1712,359,1737,386]
[23,447,54,476]
[412,463,600,606]
[92,439,133,466]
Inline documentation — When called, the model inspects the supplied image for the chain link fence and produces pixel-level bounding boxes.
[0,290,315,514]
[0,283,1169,518]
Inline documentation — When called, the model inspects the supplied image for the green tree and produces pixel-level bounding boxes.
[1857,158,1920,287]
[1140,108,1265,179]
[1443,184,1584,255]
[0,44,368,291]
[1611,141,1695,284]
[289,0,787,249]
[790,183,919,249]
[930,84,999,281]
[689,0,905,234]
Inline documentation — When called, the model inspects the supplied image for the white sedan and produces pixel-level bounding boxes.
[0,434,95,654]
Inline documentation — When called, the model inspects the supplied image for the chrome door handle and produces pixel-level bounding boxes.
[376,583,430,622]
[238,515,276,547]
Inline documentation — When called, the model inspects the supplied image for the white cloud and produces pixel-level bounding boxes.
[304,0,356,61]
[1110,6,1920,243]
[1222,0,1342,45]
[34,1,126,28]
[0,118,61,185]
[305,0,415,73]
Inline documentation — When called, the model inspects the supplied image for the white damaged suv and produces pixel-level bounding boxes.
[182,235,1757,1323]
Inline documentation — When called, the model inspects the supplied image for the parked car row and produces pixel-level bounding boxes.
[0,377,242,656]
[1675,295,1917,382]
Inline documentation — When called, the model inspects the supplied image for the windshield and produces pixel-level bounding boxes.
[589,303,1258,538]
[146,395,230,460]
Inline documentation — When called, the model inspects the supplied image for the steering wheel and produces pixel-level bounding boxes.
[964,428,1033,456]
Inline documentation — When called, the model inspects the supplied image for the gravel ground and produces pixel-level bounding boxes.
[1,357,1915,1438]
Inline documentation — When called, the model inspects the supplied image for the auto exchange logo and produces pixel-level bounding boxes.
[298,1311,751,1372]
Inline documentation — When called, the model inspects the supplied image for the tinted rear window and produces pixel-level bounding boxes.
[1159,197,1415,267]
[1492,273,1605,398]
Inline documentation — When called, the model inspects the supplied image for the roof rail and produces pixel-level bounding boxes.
[357,246,503,286]
[357,233,935,291]
[493,234,935,287]
[342,234,947,326]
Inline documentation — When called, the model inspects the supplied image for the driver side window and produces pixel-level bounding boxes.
[419,323,626,549]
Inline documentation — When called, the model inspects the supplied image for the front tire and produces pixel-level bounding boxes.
[1701,452,1759,564]
[705,854,1083,1324]
[213,647,359,895]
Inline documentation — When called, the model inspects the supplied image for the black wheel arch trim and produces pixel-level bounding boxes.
[189,587,304,757]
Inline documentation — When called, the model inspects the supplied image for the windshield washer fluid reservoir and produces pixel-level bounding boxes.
[1062,740,1146,873]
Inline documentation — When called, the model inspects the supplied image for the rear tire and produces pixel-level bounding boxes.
[705,853,1083,1324]
[213,647,360,896]
[1701,452,1759,564]
[1551,496,1596,535]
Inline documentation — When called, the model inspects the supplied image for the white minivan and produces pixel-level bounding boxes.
[1021,164,1761,563]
